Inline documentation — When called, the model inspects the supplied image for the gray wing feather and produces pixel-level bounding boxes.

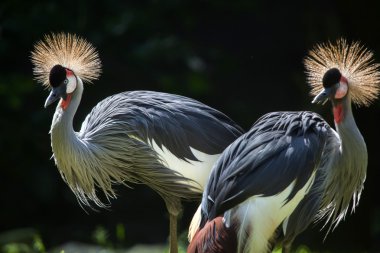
[281,127,339,244]
[202,111,331,223]
[281,171,324,240]
[80,90,244,161]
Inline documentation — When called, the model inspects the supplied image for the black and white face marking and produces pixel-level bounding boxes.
[312,68,348,104]
[65,73,77,93]
[45,64,77,108]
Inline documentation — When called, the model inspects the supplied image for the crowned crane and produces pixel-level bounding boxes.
[31,33,244,253]
[187,39,380,253]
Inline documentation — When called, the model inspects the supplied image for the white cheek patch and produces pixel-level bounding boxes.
[335,82,348,99]
[66,75,77,93]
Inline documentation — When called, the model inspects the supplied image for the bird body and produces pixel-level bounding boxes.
[50,87,240,204]
[188,39,379,253]
[188,111,331,253]
[31,33,244,253]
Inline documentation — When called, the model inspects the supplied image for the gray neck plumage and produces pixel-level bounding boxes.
[50,78,83,138]
[49,79,118,208]
[334,95,368,178]
[334,97,367,167]
[321,94,367,228]
[49,79,96,205]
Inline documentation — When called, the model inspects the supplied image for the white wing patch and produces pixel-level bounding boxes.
[149,138,220,192]
[234,171,316,253]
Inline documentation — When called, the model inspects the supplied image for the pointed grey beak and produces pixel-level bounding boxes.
[312,85,335,104]
[44,85,67,108]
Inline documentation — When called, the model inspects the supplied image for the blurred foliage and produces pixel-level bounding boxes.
[115,223,126,246]
[92,226,110,248]
[1,0,380,252]
[0,230,45,253]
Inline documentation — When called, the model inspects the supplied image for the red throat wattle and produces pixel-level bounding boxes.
[61,94,72,110]
[333,103,344,124]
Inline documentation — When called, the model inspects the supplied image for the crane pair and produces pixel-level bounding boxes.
[31,33,379,253]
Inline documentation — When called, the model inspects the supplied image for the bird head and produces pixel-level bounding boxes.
[31,32,102,110]
[304,39,380,107]
[312,68,349,105]
[44,64,78,108]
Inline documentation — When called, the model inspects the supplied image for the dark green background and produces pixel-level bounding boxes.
[1,0,379,251]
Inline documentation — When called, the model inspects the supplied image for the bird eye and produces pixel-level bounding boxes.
[64,79,69,85]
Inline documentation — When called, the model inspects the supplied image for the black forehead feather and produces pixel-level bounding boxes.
[322,68,341,88]
[49,65,66,87]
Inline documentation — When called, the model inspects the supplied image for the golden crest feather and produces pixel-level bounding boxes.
[31,32,102,87]
[304,39,380,107]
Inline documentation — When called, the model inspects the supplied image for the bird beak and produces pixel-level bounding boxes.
[312,85,336,105]
[44,85,67,108]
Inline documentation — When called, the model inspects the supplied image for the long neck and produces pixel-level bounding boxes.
[51,78,83,137]
[50,78,85,185]
[49,79,107,207]
[322,95,367,227]
[333,95,367,174]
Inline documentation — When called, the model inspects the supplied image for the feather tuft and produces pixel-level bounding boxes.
[31,32,102,87]
[304,39,380,107]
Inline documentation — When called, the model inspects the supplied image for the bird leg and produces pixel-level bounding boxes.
[164,197,182,253]
[169,211,178,253]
